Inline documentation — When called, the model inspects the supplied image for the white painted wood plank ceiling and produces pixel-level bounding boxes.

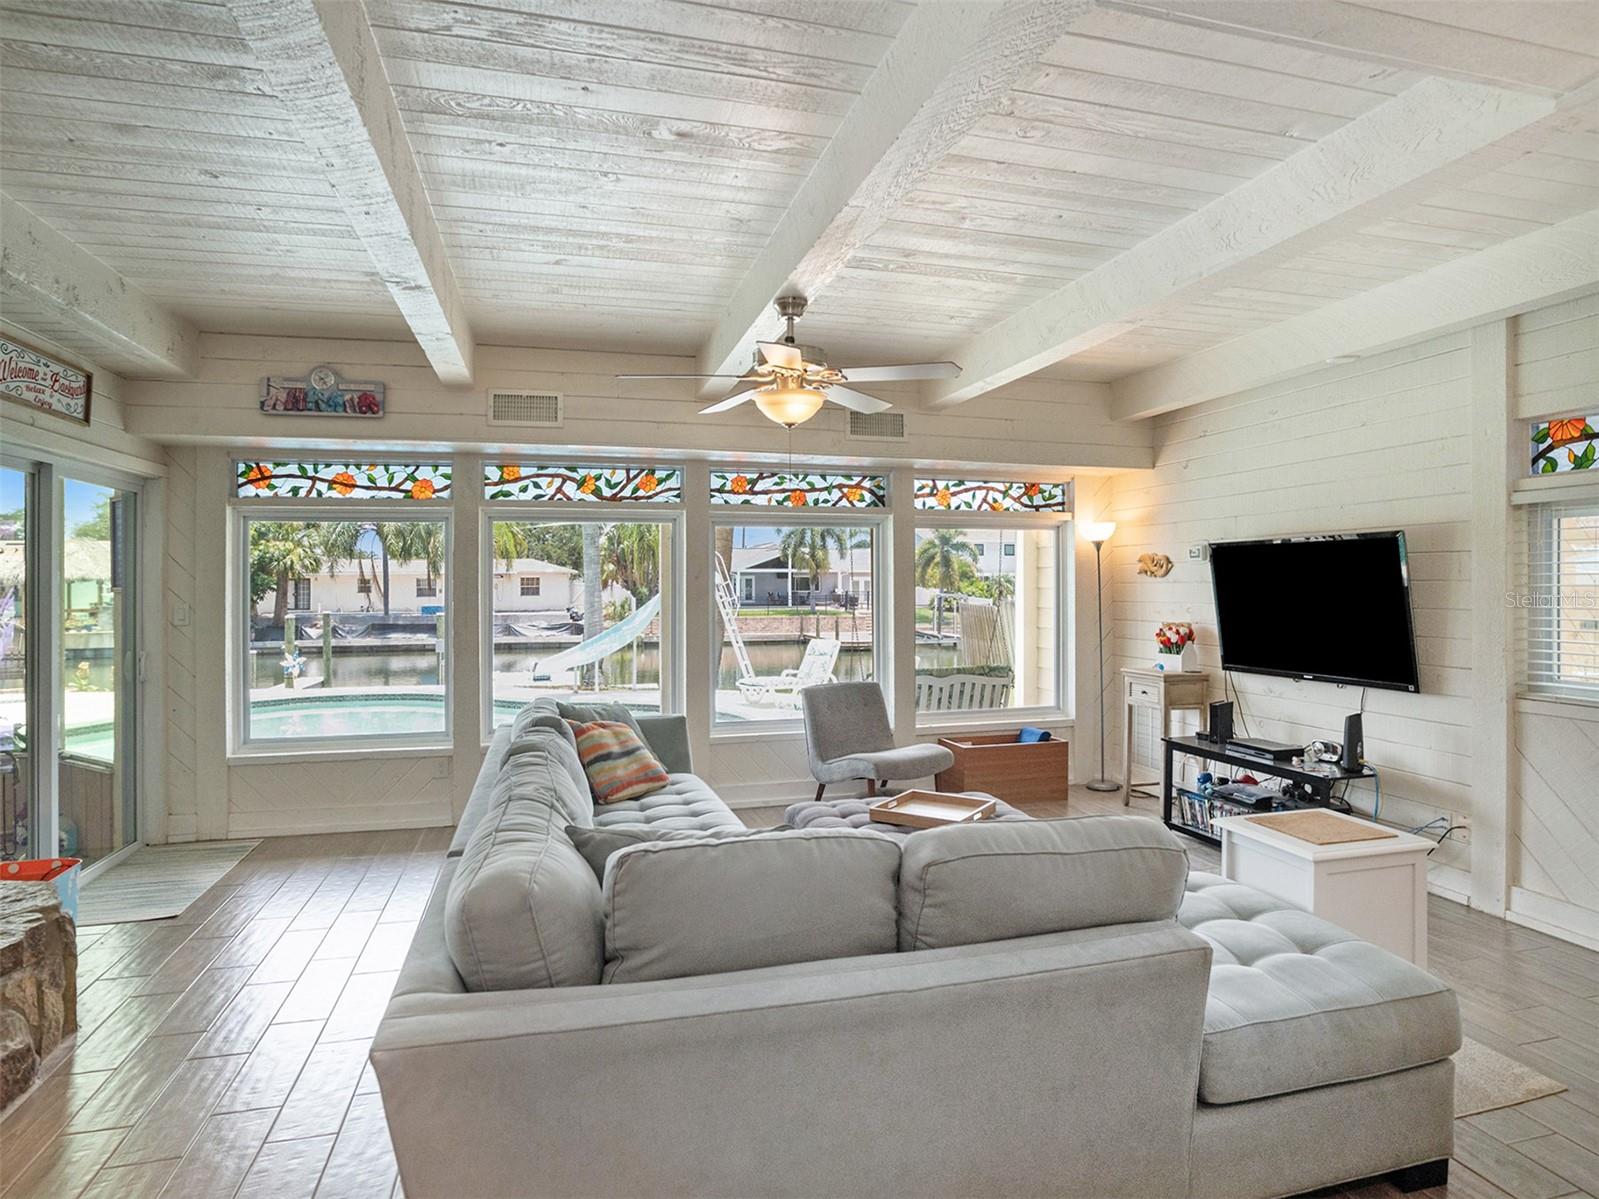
[1,0,1595,414]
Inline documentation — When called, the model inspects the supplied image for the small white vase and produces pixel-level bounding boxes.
[1153,645,1196,672]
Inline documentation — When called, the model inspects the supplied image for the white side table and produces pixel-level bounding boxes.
[1214,811,1434,969]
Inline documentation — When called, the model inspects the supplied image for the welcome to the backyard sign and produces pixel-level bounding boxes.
[0,334,92,425]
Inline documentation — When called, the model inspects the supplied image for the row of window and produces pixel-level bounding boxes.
[240,512,1066,748]
[237,461,1072,513]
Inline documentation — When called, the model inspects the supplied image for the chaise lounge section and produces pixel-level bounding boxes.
[377,705,1459,1198]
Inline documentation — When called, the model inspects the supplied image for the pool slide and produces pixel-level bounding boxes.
[529,593,662,680]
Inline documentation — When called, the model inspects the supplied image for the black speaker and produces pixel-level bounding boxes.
[1208,700,1234,744]
[1341,713,1364,771]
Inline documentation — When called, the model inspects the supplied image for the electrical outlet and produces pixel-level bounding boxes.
[433,759,452,780]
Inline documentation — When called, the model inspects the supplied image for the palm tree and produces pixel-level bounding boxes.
[915,529,979,636]
[778,526,848,605]
[493,521,532,569]
[249,522,328,625]
[601,523,660,605]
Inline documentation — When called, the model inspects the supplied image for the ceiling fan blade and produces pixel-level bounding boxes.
[825,385,893,414]
[616,373,748,380]
[755,342,802,371]
[836,361,961,382]
[699,390,758,415]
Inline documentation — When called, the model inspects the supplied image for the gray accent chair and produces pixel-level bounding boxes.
[801,681,955,801]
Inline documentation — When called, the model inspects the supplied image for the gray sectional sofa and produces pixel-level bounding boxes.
[373,702,1461,1199]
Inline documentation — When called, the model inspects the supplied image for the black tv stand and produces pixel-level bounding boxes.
[1162,735,1375,847]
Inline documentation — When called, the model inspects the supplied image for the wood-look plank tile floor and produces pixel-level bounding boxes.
[2,791,1594,1198]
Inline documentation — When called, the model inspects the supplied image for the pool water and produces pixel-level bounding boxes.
[246,694,515,741]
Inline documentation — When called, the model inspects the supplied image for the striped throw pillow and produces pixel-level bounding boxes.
[569,720,670,804]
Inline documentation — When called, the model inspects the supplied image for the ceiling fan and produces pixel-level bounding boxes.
[616,296,961,428]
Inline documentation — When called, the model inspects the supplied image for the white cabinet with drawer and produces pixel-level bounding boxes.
[1122,668,1209,802]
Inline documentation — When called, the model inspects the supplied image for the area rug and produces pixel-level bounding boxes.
[1455,1036,1566,1117]
[77,840,261,925]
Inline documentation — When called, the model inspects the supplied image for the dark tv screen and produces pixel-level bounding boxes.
[1209,533,1421,693]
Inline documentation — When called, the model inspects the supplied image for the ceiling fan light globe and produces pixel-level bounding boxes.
[754,384,827,428]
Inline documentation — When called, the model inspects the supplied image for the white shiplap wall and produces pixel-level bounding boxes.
[1509,293,1599,947]
[1107,332,1477,893]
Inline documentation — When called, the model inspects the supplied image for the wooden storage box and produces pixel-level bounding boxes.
[935,733,1069,808]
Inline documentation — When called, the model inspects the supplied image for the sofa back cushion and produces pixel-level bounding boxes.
[445,745,604,990]
[505,723,591,805]
[898,815,1189,951]
[602,828,900,984]
[566,823,765,882]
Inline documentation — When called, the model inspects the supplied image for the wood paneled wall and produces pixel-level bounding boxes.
[1106,330,1479,896]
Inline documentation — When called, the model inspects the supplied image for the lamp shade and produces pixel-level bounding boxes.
[753,383,827,428]
[1080,521,1116,544]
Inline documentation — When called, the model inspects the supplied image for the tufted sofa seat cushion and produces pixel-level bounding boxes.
[1180,873,1460,1105]
[590,774,745,831]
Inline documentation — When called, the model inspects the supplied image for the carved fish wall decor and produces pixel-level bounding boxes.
[1137,553,1174,578]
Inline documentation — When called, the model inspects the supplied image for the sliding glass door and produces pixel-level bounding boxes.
[1,466,32,859]
[60,477,138,865]
[0,460,142,867]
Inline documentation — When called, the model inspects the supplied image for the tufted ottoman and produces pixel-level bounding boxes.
[783,794,1030,837]
[1179,872,1460,1106]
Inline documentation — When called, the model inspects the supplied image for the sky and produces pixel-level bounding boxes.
[0,468,116,534]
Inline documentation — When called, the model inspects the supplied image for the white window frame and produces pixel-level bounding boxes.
[479,502,685,741]
[709,507,890,735]
[230,502,455,756]
[910,508,1072,730]
[1521,498,1599,704]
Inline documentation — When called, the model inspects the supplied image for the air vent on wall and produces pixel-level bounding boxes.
[847,410,906,441]
[487,391,562,427]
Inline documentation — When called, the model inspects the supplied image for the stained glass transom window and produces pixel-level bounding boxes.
[913,478,1069,512]
[709,471,886,508]
[484,465,681,502]
[1532,416,1598,474]
[236,462,451,500]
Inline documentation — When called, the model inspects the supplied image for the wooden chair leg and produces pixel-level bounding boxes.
[813,784,826,803]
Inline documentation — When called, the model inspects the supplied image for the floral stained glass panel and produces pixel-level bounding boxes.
[237,462,451,500]
[1532,416,1598,474]
[914,478,1070,512]
[484,465,680,502]
[709,471,886,508]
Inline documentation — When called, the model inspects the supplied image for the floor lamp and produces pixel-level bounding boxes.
[1081,522,1120,793]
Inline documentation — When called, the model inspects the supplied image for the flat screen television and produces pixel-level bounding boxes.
[1209,532,1421,693]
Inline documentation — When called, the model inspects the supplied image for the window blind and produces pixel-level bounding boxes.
[1517,499,1599,701]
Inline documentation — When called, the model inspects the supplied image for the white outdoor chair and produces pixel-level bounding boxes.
[736,637,840,707]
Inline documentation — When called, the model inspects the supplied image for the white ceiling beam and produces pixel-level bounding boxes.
[1113,1,1599,94]
[1110,210,1599,422]
[0,193,198,378]
[223,0,474,384]
[694,0,1095,392]
[924,76,1566,408]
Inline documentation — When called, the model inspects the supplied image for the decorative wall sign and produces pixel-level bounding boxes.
[913,478,1069,512]
[710,470,886,508]
[236,461,450,500]
[259,365,384,417]
[485,464,681,503]
[0,333,92,425]
[1532,415,1597,473]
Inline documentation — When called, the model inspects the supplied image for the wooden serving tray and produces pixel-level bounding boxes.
[869,790,997,829]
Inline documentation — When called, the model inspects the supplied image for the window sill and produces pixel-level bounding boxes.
[915,709,1071,735]
[227,742,454,766]
[710,723,805,743]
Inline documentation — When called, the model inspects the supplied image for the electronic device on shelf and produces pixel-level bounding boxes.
[1209,531,1421,693]
[1224,737,1300,762]
[1341,713,1365,771]
[1309,739,1342,763]
[1201,699,1234,744]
